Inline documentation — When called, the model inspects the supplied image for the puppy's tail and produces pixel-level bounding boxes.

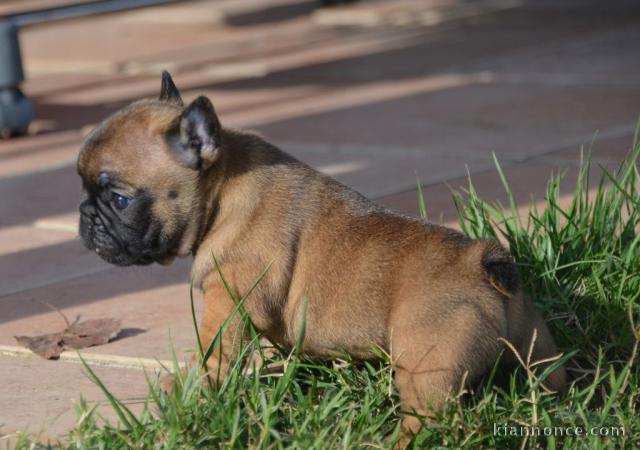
[473,240,567,393]
[478,240,520,299]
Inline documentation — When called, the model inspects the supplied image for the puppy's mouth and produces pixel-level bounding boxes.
[156,254,176,266]
[90,234,156,267]
[79,212,155,267]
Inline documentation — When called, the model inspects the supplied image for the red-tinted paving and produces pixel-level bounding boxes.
[1,0,639,441]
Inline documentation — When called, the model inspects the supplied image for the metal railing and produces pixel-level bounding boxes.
[0,0,179,138]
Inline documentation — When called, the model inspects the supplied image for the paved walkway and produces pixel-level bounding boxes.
[1,0,639,443]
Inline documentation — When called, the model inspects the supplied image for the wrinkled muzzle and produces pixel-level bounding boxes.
[78,200,153,266]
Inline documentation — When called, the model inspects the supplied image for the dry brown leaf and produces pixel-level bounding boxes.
[14,334,65,359]
[15,318,122,360]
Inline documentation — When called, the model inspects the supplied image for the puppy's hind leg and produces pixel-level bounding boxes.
[390,302,503,435]
[505,301,566,393]
[479,240,566,393]
[393,344,459,434]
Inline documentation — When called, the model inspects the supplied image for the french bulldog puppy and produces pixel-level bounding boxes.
[77,71,565,434]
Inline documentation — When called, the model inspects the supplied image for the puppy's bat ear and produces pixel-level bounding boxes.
[159,70,183,106]
[167,96,222,170]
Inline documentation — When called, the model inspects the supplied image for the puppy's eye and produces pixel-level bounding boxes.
[111,192,131,210]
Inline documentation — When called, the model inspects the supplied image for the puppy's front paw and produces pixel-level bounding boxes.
[159,367,187,394]
[159,373,178,394]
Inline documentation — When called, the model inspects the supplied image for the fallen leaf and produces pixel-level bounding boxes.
[15,318,122,360]
[62,318,122,349]
[15,334,65,359]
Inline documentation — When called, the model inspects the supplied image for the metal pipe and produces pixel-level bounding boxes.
[0,20,31,137]
[7,0,179,27]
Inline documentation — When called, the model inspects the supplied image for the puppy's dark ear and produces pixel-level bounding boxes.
[167,96,222,170]
[159,70,183,106]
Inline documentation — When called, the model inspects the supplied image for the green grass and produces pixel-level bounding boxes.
[11,139,640,449]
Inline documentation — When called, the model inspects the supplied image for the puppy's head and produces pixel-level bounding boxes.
[77,71,223,266]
